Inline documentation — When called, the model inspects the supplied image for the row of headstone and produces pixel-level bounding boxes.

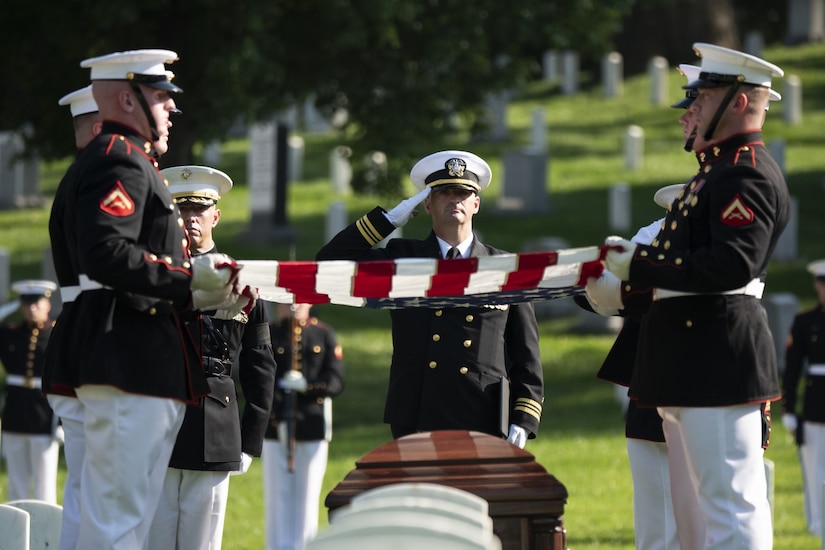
[787,0,825,43]
[0,131,43,210]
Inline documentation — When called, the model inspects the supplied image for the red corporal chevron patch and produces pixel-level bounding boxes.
[720,194,754,227]
[100,181,135,217]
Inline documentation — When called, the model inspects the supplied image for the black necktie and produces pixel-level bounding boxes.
[446,247,459,259]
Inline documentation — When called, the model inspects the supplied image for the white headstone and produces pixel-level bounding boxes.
[288,135,305,183]
[602,52,623,99]
[624,125,644,170]
[0,132,23,208]
[303,97,332,133]
[609,182,632,232]
[773,195,798,261]
[202,140,222,166]
[786,0,825,43]
[527,108,547,153]
[325,201,348,243]
[782,75,802,125]
[542,50,559,82]
[330,146,352,195]
[497,150,549,214]
[484,92,510,141]
[247,121,277,222]
[744,31,765,56]
[562,51,579,95]
[648,56,669,106]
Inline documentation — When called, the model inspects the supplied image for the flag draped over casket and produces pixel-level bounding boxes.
[236,245,606,309]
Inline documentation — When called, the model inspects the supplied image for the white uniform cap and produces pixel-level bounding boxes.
[410,150,492,193]
[672,64,702,109]
[12,279,57,299]
[685,43,783,99]
[653,183,685,209]
[807,260,825,278]
[58,85,98,117]
[162,165,233,206]
[80,49,182,92]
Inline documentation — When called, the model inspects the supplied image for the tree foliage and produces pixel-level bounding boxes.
[2,0,635,193]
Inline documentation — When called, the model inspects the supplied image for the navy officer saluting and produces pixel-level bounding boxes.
[317,150,544,447]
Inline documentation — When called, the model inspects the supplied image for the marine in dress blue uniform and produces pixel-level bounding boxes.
[0,280,59,503]
[263,303,345,550]
[44,50,239,550]
[590,43,788,549]
[317,151,543,446]
[782,259,825,536]
[146,165,276,550]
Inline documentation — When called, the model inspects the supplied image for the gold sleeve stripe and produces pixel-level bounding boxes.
[355,215,383,246]
[514,397,542,420]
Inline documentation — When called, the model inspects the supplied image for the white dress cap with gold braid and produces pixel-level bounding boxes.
[162,165,233,206]
[684,43,783,97]
[80,49,182,93]
[12,279,58,299]
[409,150,492,194]
[58,85,98,117]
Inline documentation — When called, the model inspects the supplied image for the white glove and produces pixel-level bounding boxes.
[604,236,638,281]
[506,424,528,449]
[782,414,798,433]
[191,286,235,312]
[279,370,308,393]
[212,286,259,322]
[231,452,253,476]
[384,186,431,227]
[631,218,663,246]
[54,425,65,445]
[585,271,623,314]
[190,253,239,292]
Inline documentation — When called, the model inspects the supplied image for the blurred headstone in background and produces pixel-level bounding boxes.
[624,125,644,170]
[744,31,765,56]
[609,182,632,233]
[497,150,549,214]
[602,52,623,99]
[330,146,353,195]
[542,50,559,83]
[562,51,579,96]
[786,0,825,43]
[783,75,803,125]
[764,292,799,375]
[288,135,305,183]
[0,131,43,209]
[648,56,669,106]
[773,196,798,261]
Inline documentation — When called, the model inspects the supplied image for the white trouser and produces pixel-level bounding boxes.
[48,394,86,550]
[1,432,59,503]
[659,405,772,550]
[626,438,680,550]
[76,385,185,550]
[801,422,825,536]
[144,467,231,550]
[262,439,328,550]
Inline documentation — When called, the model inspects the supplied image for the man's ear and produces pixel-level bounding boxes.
[423,195,432,213]
[119,90,134,111]
[212,208,221,227]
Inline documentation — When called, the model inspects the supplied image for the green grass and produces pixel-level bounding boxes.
[2,41,825,548]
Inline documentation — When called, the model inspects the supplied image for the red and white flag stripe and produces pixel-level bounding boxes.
[237,245,606,308]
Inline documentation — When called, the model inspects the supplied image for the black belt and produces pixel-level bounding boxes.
[203,357,232,377]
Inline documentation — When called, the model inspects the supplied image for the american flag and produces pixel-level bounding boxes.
[237,246,605,309]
